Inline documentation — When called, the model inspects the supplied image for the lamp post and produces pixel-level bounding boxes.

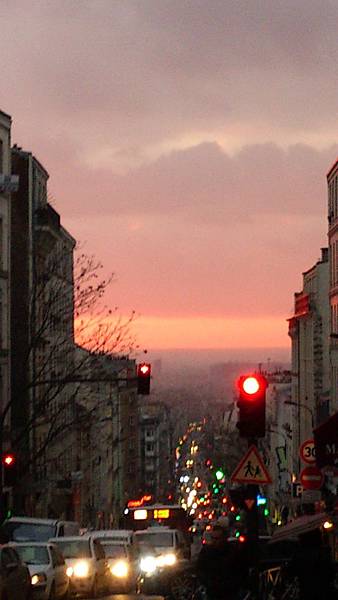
[284,401,314,430]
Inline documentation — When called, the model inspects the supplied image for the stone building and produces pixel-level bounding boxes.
[11,145,76,516]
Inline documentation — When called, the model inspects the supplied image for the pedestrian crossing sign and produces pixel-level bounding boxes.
[231,445,272,485]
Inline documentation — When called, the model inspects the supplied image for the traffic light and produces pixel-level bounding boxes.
[137,363,151,395]
[236,374,267,438]
[2,453,17,487]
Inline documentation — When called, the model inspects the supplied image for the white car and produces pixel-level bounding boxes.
[97,540,138,593]
[49,535,109,598]
[11,542,69,599]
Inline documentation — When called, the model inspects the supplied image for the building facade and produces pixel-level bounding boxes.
[0,110,16,478]
[11,145,76,516]
[74,349,140,527]
[288,248,330,475]
[327,161,338,408]
[139,400,173,502]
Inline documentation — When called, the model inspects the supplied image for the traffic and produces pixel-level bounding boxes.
[0,416,336,599]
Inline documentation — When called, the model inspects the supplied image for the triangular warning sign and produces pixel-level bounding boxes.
[231,445,272,485]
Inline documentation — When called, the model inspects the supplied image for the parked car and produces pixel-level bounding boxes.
[3,518,79,542]
[98,540,138,593]
[0,545,31,599]
[49,536,109,598]
[11,542,69,600]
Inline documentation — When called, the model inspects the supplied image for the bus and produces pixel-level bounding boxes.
[123,504,192,536]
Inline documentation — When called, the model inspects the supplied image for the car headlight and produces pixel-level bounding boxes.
[156,553,177,567]
[73,561,90,578]
[140,555,157,574]
[66,566,74,577]
[31,573,47,585]
[111,560,129,578]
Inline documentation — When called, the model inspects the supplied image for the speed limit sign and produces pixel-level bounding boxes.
[300,439,316,464]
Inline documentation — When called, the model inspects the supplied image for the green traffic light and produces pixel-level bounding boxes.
[264,508,269,517]
[215,469,224,481]
[235,514,241,521]
[214,487,219,494]
[235,531,240,538]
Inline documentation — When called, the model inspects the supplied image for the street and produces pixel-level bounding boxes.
[84,596,164,600]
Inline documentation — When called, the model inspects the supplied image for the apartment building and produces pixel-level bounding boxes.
[0,110,15,465]
[288,249,330,476]
[74,349,140,527]
[327,161,338,408]
[11,145,76,516]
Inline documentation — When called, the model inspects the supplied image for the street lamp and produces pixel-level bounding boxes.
[284,401,314,429]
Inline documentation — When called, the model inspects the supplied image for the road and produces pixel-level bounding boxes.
[85,596,164,600]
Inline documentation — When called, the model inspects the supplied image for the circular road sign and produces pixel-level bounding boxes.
[300,439,316,464]
[300,466,324,490]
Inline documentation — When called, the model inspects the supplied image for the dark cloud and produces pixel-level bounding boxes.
[46,141,337,223]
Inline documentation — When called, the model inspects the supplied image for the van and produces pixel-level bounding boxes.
[3,517,80,542]
[87,529,134,546]
[133,526,191,560]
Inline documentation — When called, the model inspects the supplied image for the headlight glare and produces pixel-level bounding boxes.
[31,573,47,585]
[140,555,157,574]
[111,560,129,578]
[156,552,177,567]
[73,561,90,578]
[66,566,74,577]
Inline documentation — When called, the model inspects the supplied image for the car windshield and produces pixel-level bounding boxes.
[136,532,174,547]
[54,540,91,558]
[100,543,127,559]
[4,522,56,542]
[15,545,50,565]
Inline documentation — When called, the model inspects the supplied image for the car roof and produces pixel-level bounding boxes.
[9,542,53,547]
[6,517,59,525]
[49,536,90,542]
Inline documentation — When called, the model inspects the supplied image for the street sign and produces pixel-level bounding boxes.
[300,439,316,464]
[300,466,324,490]
[292,482,303,498]
[231,445,272,485]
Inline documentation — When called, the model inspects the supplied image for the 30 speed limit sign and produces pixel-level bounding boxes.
[300,439,316,464]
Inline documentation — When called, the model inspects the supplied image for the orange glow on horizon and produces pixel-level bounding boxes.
[75,314,289,351]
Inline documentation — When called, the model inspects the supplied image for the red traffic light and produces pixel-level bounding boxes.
[2,453,15,467]
[139,363,151,376]
[238,374,267,398]
[137,363,151,395]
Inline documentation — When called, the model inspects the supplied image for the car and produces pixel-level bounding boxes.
[134,526,191,561]
[0,544,31,599]
[49,535,109,598]
[87,529,134,546]
[134,527,192,597]
[11,542,69,600]
[97,540,138,593]
[3,518,79,542]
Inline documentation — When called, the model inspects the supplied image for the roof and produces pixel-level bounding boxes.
[0,109,11,121]
[327,159,338,180]
[271,513,334,541]
[6,517,58,525]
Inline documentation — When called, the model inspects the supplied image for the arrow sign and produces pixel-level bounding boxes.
[231,445,272,485]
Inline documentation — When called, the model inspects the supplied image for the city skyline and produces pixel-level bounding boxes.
[2,0,337,350]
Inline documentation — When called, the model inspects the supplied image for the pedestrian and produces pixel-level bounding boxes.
[196,521,249,600]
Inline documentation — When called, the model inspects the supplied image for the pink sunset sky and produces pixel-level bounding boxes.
[2,1,338,350]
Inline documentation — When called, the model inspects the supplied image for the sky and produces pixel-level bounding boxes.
[2,0,337,351]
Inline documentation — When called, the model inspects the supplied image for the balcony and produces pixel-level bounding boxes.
[35,204,61,251]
